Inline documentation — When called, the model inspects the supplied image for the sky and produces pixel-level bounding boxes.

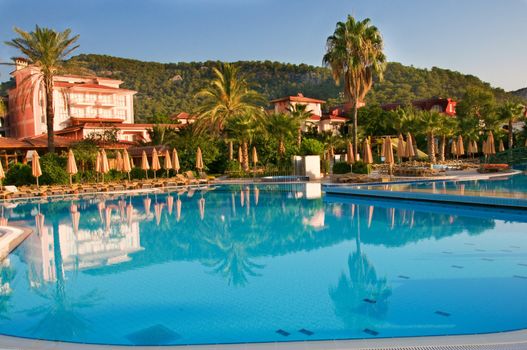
[0,0,526,91]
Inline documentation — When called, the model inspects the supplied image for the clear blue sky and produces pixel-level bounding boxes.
[1,0,526,91]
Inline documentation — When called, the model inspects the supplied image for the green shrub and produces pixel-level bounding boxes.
[130,167,147,180]
[300,138,324,156]
[333,161,352,174]
[352,160,372,174]
[225,160,241,173]
[4,163,33,186]
[40,153,69,185]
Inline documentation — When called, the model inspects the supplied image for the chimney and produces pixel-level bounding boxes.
[14,57,29,71]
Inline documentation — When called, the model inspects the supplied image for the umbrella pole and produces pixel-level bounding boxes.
[36,177,39,189]
[145,170,148,180]
[128,172,131,181]
[70,174,72,186]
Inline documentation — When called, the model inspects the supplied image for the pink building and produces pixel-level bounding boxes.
[270,93,325,116]
[6,59,175,143]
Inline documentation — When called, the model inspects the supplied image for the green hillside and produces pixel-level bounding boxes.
[1,54,517,122]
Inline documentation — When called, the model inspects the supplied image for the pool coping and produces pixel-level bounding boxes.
[0,329,525,349]
[324,170,527,209]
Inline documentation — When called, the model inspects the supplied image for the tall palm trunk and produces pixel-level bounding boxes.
[297,128,302,147]
[508,119,513,149]
[352,99,359,157]
[45,76,55,153]
[228,141,233,161]
[439,135,446,162]
[427,132,436,163]
[242,141,249,171]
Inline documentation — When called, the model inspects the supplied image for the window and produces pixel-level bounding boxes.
[116,109,126,118]
[117,95,126,107]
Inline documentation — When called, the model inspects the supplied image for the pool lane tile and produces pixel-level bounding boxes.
[299,328,314,336]
[442,251,453,254]
[513,275,527,280]
[398,275,410,279]
[363,328,379,336]
[501,249,513,253]
[276,329,290,337]
[518,263,527,267]
[363,298,377,304]
[435,310,451,317]
[451,265,464,269]
[475,249,486,252]
[510,245,521,249]
[481,258,494,261]
[464,243,475,246]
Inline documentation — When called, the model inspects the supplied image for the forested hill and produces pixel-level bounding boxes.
[1,54,518,122]
[512,87,527,100]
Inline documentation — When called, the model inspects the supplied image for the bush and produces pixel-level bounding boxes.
[352,160,372,174]
[300,138,324,156]
[39,153,69,185]
[333,161,351,174]
[4,163,33,186]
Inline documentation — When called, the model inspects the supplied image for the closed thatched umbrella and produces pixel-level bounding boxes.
[486,131,496,156]
[115,151,124,172]
[383,137,394,175]
[141,150,150,179]
[143,196,152,217]
[252,146,258,168]
[397,134,406,162]
[467,140,474,156]
[196,147,204,173]
[383,137,394,164]
[154,203,164,226]
[95,151,102,182]
[499,139,505,152]
[406,132,416,159]
[0,160,4,186]
[346,142,354,164]
[363,139,373,164]
[163,149,172,177]
[172,148,180,174]
[66,149,78,186]
[450,139,458,158]
[35,210,45,235]
[101,149,110,182]
[472,140,479,155]
[123,149,132,181]
[151,149,161,179]
[457,135,465,157]
[32,152,42,188]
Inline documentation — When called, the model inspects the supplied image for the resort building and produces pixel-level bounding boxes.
[5,58,180,144]
[170,112,197,125]
[382,97,457,116]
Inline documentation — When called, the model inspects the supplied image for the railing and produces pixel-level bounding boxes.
[481,147,527,165]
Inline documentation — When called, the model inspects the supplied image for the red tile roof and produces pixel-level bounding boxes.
[270,93,325,104]
[170,112,197,120]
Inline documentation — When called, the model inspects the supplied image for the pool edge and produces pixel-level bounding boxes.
[0,329,525,349]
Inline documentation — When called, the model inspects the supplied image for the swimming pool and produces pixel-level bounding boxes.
[0,184,526,346]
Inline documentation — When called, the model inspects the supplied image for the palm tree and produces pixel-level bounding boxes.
[437,115,458,161]
[323,15,386,157]
[195,63,264,159]
[496,101,525,149]
[287,103,312,146]
[418,111,442,163]
[224,114,263,171]
[5,26,80,153]
[265,113,299,158]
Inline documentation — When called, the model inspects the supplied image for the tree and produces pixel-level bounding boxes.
[195,63,264,160]
[323,15,386,157]
[496,101,525,149]
[5,26,80,153]
[287,103,312,146]
[224,114,263,171]
[437,115,458,161]
[265,113,299,158]
[417,111,442,163]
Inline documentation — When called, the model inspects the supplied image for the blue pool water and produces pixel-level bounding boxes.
[354,173,527,199]
[0,183,527,345]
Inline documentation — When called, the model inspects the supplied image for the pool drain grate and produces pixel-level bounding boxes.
[435,310,451,317]
[363,298,377,304]
[363,328,379,336]
[298,328,314,336]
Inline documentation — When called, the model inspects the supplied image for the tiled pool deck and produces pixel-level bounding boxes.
[0,329,526,350]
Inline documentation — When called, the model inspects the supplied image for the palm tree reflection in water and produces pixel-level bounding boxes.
[330,204,391,332]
